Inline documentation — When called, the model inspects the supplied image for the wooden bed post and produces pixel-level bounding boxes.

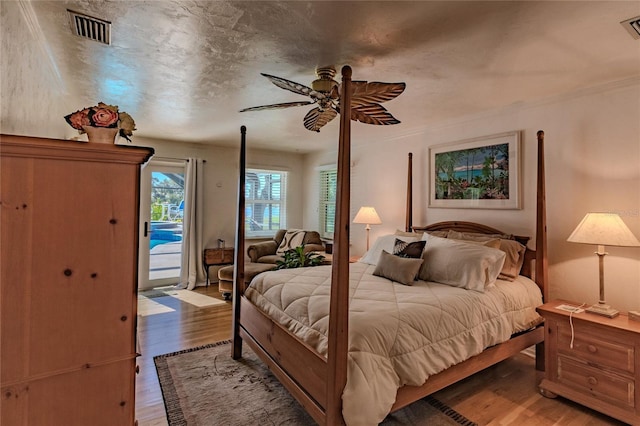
[535,130,548,302]
[232,125,247,359]
[406,152,413,232]
[326,65,352,426]
[535,130,548,373]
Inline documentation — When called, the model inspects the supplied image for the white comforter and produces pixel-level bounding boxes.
[245,262,542,426]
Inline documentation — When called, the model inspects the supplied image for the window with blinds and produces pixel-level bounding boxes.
[319,168,337,239]
[245,168,287,237]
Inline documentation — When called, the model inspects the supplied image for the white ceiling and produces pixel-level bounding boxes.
[1,1,639,153]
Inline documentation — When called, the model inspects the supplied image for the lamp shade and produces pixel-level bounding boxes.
[567,213,640,247]
[353,206,382,225]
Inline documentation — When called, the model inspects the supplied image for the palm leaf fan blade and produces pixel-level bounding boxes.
[351,81,406,107]
[261,73,316,97]
[350,104,400,125]
[239,101,313,112]
[303,107,337,132]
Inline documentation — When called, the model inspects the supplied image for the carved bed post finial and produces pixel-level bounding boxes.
[406,153,413,232]
[232,125,247,359]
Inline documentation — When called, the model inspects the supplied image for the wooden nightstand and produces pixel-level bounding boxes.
[203,248,234,286]
[537,300,640,424]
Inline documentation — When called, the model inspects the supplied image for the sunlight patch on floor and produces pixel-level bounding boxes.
[138,295,176,316]
[167,289,227,308]
[138,286,227,311]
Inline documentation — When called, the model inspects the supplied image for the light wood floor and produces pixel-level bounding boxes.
[135,286,232,426]
[135,288,626,426]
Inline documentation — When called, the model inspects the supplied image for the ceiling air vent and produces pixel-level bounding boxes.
[67,10,111,45]
[620,15,640,40]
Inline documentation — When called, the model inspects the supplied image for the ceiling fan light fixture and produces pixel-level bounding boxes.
[311,78,337,93]
[311,66,338,93]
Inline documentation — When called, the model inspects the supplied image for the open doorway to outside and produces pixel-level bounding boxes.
[139,162,185,290]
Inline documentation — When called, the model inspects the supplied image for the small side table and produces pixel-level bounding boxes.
[203,248,234,287]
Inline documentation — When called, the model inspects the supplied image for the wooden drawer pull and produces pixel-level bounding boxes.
[587,344,597,353]
[588,376,598,386]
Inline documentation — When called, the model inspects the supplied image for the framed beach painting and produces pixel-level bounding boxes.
[429,131,521,209]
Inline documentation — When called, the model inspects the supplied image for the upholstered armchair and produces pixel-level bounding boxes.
[247,229,325,264]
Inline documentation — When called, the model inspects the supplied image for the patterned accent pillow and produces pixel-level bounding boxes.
[392,238,426,258]
[276,230,306,255]
[360,235,418,265]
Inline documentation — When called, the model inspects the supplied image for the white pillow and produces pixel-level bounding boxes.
[359,234,418,265]
[418,234,506,291]
[276,230,306,254]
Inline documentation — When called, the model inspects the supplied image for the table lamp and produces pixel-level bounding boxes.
[567,212,640,318]
[353,206,382,251]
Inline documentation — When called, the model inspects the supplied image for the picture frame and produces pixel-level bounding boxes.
[429,131,521,209]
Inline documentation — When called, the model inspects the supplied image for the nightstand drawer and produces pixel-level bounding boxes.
[557,324,634,374]
[558,356,635,409]
[204,248,234,265]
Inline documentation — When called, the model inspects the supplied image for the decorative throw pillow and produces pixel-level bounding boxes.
[373,250,424,286]
[495,239,527,280]
[276,230,306,255]
[448,237,501,250]
[392,238,426,258]
[394,229,425,239]
[446,229,514,241]
[418,235,506,291]
[447,230,526,281]
[359,234,418,265]
[425,230,450,238]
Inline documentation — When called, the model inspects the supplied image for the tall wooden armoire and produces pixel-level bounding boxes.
[1,135,153,425]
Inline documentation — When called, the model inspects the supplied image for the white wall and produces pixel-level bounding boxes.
[303,78,640,313]
[131,137,306,250]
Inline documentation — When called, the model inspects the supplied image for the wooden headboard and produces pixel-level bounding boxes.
[412,221,537,288]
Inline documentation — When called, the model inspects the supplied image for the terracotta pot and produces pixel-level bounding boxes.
[83,126,118,144]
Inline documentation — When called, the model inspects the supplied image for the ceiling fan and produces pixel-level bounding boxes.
[240,66,406,132]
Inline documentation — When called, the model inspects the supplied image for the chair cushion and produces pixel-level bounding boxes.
[276,230,306,255]
[218,263,275,283]
[256,254,283,264]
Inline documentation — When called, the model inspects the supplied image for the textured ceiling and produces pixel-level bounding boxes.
[1,1,639,152]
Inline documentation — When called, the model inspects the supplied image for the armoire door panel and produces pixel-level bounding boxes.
[2,359,135,426]
[0,157,35,383]
[28,160,138,373]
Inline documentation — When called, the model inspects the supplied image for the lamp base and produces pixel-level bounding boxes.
[585,303,619,318]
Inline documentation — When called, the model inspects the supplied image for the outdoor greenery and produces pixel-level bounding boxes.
[151,172,184,221]
[275,246,326,270]
[434,143,509,200]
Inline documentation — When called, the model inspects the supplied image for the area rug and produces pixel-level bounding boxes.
[155,340,477,426]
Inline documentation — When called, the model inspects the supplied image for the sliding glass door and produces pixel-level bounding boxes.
[138,161,185,290]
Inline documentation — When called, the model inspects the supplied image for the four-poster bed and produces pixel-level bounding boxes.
[231,66,547,425]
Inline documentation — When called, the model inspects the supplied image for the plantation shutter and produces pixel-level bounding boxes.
[319,168,337,239]
[245,168,287,237]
